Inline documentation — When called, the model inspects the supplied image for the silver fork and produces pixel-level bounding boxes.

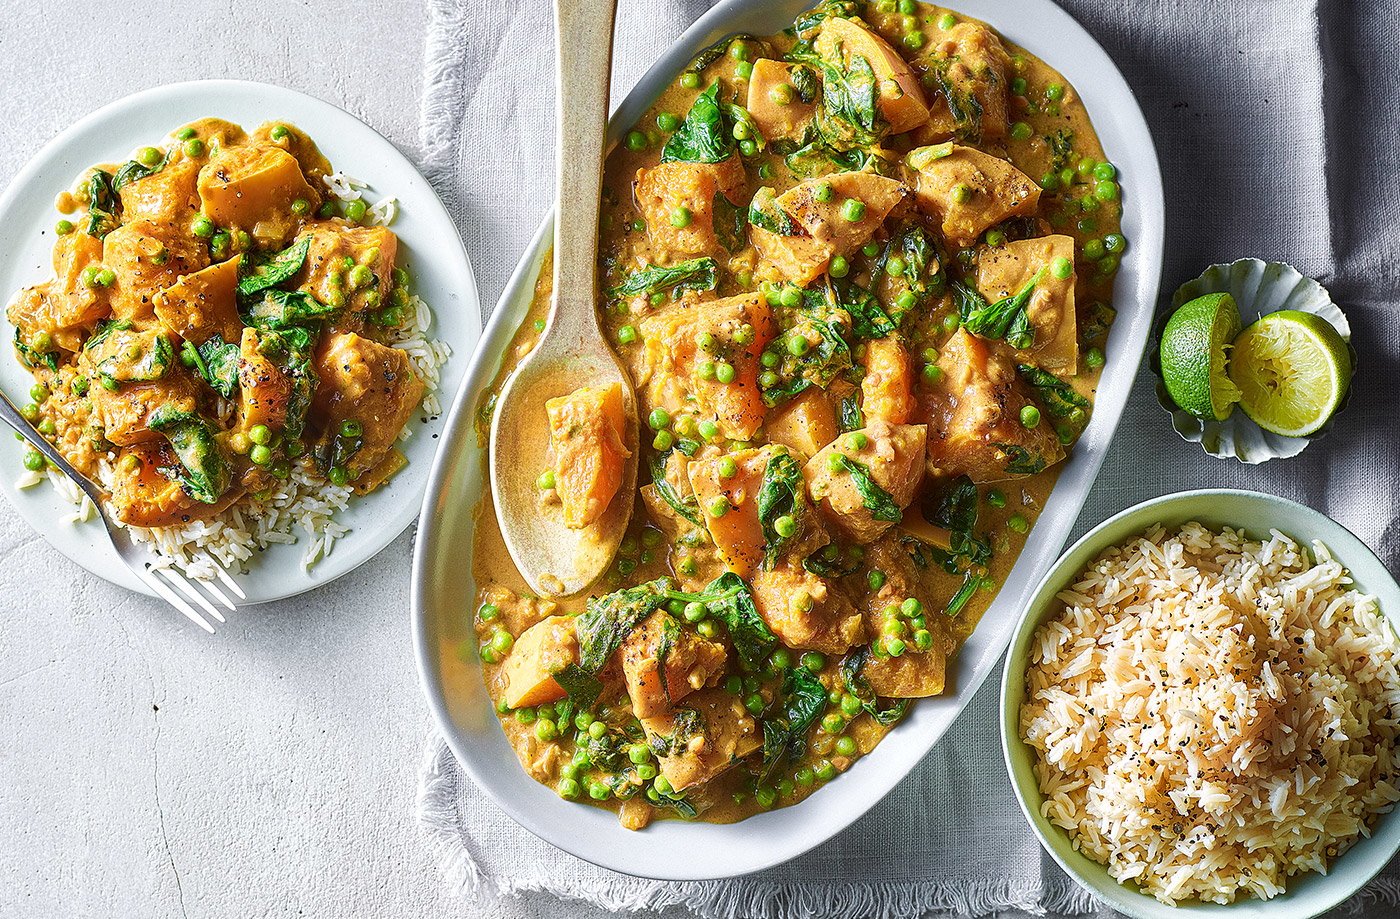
[0,387,243,632]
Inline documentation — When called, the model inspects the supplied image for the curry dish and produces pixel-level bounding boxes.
[472,0,1126,828]
[8,119,430,551]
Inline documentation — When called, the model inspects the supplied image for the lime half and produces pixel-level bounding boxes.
[1228,310,1351,437]
[1159,292,1244,420]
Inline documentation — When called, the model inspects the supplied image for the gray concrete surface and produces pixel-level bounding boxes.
[0,2,1100,917]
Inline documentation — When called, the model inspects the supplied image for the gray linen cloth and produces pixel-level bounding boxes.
[415,0,1400,913]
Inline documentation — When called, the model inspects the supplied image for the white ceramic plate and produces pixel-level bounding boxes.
[0,80,481,603]
[413,0,1164,880]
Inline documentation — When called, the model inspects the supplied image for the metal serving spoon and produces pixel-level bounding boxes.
[489,0,637,598]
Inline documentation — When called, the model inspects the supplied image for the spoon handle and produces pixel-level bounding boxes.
[550,0,619,351]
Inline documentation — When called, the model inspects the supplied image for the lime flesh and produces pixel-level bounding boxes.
[1160,293,1244,420]
[1229,309,1351,437]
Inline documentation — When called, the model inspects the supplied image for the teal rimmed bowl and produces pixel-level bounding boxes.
[1000,489,1400,918]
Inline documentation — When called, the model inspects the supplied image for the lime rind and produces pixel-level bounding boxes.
[1159,292,1243,420]
[1150,259,1353,464]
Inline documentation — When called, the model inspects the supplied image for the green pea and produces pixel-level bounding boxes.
[708,496,730,518]
[137,146,163,167]
[844,431,869,451]
[829,255,850,278]
[536,469,556,490]
[677,555,698,576]
[176,127,197,141]
[821,712,845,734]
[682,601,708,623]
[327,466,350,487]
[770,648,793,671]
[773,515,797,538]
[698,420,719,440]
[652,430,674,451]
[557,778,581,799]
[861,241,880,258]
[698,360,717,381]
[922,363,943,385]
[588,781,611,801]
[738,139,758,157]
[815,760,838,782]
[1050,256,1073,280]
[894,290,917,312]
[344,199,368,223]
[1008,513,1030,533]
[1093,162,1117,182]
[759,371,779,389]
[696,620,720,639]
[840,198,867,222]
[617,325,637,345]
[625,130,648,152]
[786,335,810,357]
[760,350,780,369]
[23,450,44,472]
[647,408,671,431]
[987,489,1007,508]
[55,219,74,235]
[718,457,738,478]
[951,183,972,204]
[1083,238,1106,260]
[96,268,115,287]
[768,83,794,106]
[478,603,500,623]
[532,319,546,333]
[868,569,886,590]
[715,362,736,384]
[1010,121,1033,141]
[248,444,272,466]
[937,12,956,28]
[247,424,271,446]
[1094,181,1120,202]
[1011,76,1028,96]
[183,138,205,158]
[669,206,692,228]
[1099,254,1120,274]
[1103,233,1127,254]
[656,112,681,132]
[1020,405,1041,428]
[1045,83,1065,102]
[1085,347,1105,369]
[735,61,753,80]
[535,719,558,742]
[1077,216,1099,235]
[757,163,774,181]
[681,72,701,90]
[813,181,834,203]
[779,286,802,308]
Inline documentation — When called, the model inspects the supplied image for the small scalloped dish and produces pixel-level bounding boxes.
[1151,259,1353,464]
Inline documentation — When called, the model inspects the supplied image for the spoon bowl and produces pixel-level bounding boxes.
[488,0,633,598]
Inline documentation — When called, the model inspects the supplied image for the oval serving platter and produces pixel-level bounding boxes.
[0,80,481,604]
[413,0,1164,880]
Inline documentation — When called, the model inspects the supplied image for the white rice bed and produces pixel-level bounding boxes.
[1020,522,1400,906]
[18,173,451,580]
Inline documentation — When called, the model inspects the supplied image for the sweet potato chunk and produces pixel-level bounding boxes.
[8,233,110,352]
[804,420,927,543]
[746,59,818,143]
[634,293,776,442]
[153,257,242,346]
[545,382,630,529]
[863,644,948,697]
[918,20,1012,143]
[686,445,780,579]
[197,144,315,245]
[295,221,398,331]
[236,327,293,433]
[920,329,1065,482]
[860,337,913,424]
[619,612,727,719]
[640,688,762,791]
[502,615,580,709]
[118,158,202,224]
[908,145,1039,246]
[107,441,238,528]
[765,386,838,459]
[752,172,908,285]
[90,371,201,447]
[312,332,425,476]
[752,558,865,655]
[977,235,1077,372]
[103,219,209,324]
[815,16,929,134]
[633,158,746,263]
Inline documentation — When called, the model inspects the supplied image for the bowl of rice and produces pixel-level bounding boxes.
[1000,489,1400,918]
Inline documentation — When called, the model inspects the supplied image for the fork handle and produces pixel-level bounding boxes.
[0,386,106,508]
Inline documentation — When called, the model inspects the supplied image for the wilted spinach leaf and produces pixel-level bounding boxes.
[661,83,733,165]
[607,257,718,301]
[756,451,803,559]
[839,645,910,725]
[1018,364,1090,419]
[760,666,827,780]
[238,236,311,298]
[952,268,1044,350]
[830,454,901,523]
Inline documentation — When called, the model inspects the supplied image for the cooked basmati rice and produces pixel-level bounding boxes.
[1021,522,1400,905]
[19,173,450,582]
